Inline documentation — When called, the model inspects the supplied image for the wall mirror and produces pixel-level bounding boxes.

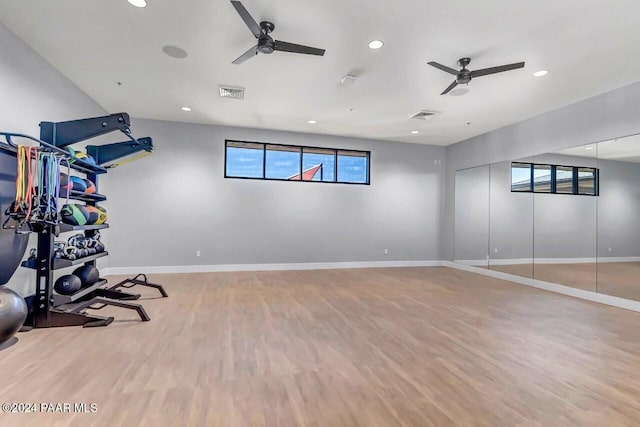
[454,165,490,268]
[454,132,640,305]
[532,146,598,291]
[488,158,534,279]
[593,134,640,301]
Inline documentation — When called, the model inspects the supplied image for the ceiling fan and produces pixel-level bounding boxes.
[230,1,326,64]
[428,57,525,95]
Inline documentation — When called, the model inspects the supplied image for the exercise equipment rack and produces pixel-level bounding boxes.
[0,113,167,328]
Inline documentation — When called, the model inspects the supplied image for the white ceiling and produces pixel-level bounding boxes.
[2,0,640,146]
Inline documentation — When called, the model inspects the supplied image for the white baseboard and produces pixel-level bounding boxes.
[455,256,640,266]
[101,260,444,276]
[442,261,640,313]
[530,257,596,264]
[597,256,640,263]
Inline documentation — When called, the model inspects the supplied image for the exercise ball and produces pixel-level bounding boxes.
[84,206,100,225]
[84,206,107,225]
[0,286,28,345]
[69,176,87,192]
[54,274,82,295]
[60,204,89,226]
[83,179,96,194]
[75,152,96,166]
[73,265,100,286]
[58,173,73,195]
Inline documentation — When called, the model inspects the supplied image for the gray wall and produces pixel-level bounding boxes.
[454,166,489,263]
[103,119,446,268]
[0,23,106,295]
[444,80,640,260]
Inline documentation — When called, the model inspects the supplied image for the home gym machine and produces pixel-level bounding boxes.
[0,113,167,329]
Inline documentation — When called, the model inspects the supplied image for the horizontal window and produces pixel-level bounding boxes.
[555,166,574,194]
[533,164,552,193]
[511,163,598,196]
[225,140,370,185]
[511,163,532,192]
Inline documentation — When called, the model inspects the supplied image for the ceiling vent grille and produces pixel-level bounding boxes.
[410,110,439,120]
[219,86,245,100]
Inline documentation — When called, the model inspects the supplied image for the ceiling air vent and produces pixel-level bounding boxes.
[219,86,245,100]
[410,110,439,120]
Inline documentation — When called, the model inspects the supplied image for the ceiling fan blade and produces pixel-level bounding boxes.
[470,62,525,78]
[230,1,263,38]
[274,40,325,56]
[428,61,459,75]
[441,80,458,95]
[232,45,259,64]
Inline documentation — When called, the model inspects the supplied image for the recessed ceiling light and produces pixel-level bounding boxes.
[411,130,419,134]
[128,0,147,7]
[533,70,548,77]
[181,107,192,112]
[585,147,593,150]
[368,40,384,50]
[308,120,317,124]
[162,45,188,59]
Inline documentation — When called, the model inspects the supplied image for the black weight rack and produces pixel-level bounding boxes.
[0,113,167,328]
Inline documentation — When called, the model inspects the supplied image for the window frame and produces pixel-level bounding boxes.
[510,162,599,196]
[224,140,371,185]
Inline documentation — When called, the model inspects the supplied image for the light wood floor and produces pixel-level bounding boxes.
[2,267,640,426]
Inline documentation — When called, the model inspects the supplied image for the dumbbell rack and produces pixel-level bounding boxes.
[2,113,166,328]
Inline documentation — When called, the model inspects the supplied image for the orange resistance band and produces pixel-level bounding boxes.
[14,145,39,219]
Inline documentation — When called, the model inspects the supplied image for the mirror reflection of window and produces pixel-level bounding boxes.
[511,163,531,191]
[555,166,574,194]
[578,168,597,195]
[533,164,552,192]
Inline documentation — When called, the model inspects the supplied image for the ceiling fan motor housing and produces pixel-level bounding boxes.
[457,69,472,84]
[258,37,275,54]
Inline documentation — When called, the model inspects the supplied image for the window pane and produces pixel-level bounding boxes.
[225,141,264,178]
[555,166,574,194]
[578,168,596,195]
[533,165,551,192]
[265,145,301,180]
[302,148,335,182]
[511,163,531,191]
[337,150,368,183]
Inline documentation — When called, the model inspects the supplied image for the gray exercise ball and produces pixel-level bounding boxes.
[0,286,27,345]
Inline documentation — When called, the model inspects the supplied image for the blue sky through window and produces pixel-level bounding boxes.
[225,141,369,184]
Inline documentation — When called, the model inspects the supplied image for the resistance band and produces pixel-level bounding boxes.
[13,145,39,221]
[36,152,63,224]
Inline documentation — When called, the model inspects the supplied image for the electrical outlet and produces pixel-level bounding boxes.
[384,249,388,255]
[196,250,201,257]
